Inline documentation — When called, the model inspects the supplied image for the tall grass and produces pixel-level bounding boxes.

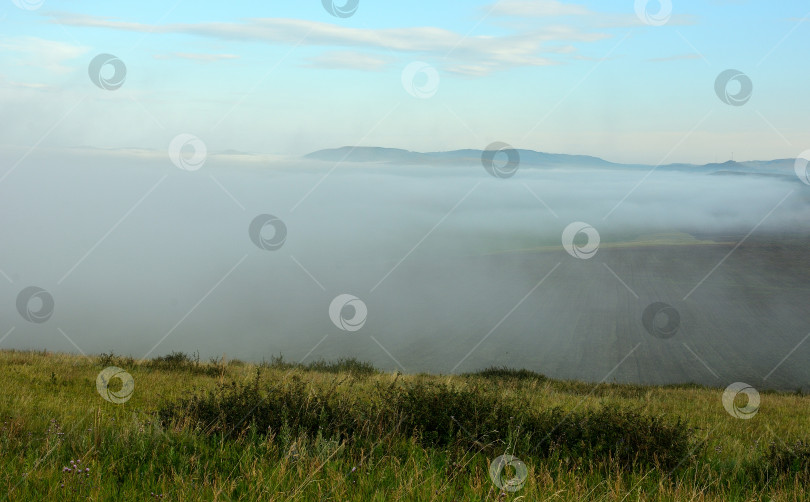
[159,375,693,469]
[1,348,808,501]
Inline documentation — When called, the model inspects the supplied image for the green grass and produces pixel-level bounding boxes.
[1,349,809,500]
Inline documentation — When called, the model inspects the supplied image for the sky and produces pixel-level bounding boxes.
[1,0,809,164]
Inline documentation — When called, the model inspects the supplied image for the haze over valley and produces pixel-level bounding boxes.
[2,145,809,390]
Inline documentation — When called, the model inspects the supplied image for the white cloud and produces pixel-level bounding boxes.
[45,13,609,75]
[0,74,53,90]
[486,0,592,17]
[304,51,392,71]
[647,53,703,63]
[153,52,240,63]
[0,36,88,75]
[485,1,696,27]
[589,13,698,28]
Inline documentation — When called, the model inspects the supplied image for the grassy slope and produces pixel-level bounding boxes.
[1,349,809,501]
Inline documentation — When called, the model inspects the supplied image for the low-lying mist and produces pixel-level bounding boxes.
[2,148,809,389]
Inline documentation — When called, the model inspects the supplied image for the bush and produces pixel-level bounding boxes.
[305,358,378,377]
[97,351,135,368]
[467,366,547,382]
[97,351,222,376]
[146,351,221,376]
[262,354,378,377]
[159,377,694,471]
[765,439,810,479]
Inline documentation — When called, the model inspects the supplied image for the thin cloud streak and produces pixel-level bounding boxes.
[45,12,609,75]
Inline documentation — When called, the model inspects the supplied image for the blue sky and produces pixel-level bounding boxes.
[1,0,808,164]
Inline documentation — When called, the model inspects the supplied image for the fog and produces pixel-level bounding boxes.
[2,147,809,389]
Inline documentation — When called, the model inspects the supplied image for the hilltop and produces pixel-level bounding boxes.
[2,349,809,500]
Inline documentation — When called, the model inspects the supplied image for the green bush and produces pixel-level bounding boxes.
[262,354,378,377]
[146,351,221,376]
[97,351,134,368]
[305,357,378,377]
[467,366,547,382]
[158,377,694,471]
[765,439,810,479]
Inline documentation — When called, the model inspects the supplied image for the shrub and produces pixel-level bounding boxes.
[97,351,134,368]
[467,366,547,382]
[764,439,810,479]
[262,354,378,377]
[146,351,220,376]
[149,351,197,368]
[305,358,378,377]
[159,377,694,471]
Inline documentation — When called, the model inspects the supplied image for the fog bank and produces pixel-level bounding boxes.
[1,148,809,389]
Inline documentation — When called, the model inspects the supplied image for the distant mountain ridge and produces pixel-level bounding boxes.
[304,146,799,178]
[305,146,624,168]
